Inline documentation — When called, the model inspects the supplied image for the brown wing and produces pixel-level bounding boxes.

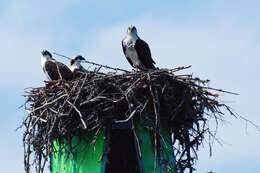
[134,39,156,70]
[122,39,134,68]
[44,60,60,80]
[56,61,73,80]
[45,60,73,81]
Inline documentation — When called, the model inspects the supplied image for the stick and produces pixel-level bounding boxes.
[203,86,239,95]
[67,101,87,129]
[53,52,130,73]
[54,60,63,80]
[30,94,67,113]
[147,73,158,173]
[114,108,137,123]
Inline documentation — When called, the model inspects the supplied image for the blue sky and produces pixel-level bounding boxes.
[0,0,260,172]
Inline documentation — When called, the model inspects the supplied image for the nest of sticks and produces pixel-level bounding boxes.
[21,63,238,173]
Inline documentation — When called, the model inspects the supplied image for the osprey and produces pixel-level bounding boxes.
[41,50,73,81]
[69,55,86,78]
[122,25,156,70]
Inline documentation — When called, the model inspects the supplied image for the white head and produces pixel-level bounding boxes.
[127,25,138,36]
[41,49,52,59]
[69,55,85,71]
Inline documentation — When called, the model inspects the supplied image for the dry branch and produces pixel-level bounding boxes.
[21,63,240,173]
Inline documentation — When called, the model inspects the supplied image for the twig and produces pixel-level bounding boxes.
[203,86,239,95]
[54,60,63,80]
[131,119,142,158]
[67,101,87,129]
[53,52,130,73]
[30,94,67,113]
[114,107,138,123]
[147,73,159,173]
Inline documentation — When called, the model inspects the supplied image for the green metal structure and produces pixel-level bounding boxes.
[51,132,105,173]
[51,121,176,173]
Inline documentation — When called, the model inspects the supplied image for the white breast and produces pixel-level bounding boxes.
[41,55,52,80]
[123,35,141,67]
[69,64,77,72]
[126,48,141,67]
[41,56,47,69]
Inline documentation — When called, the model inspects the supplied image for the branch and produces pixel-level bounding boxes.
[29,94,67,113]
[67,101,87,129]
[53,52,130,73]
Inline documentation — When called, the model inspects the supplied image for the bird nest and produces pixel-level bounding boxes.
[21,64,237,173]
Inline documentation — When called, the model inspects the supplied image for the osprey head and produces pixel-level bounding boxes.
[70,55,85,65]
[41,49,52,58]
[127,25,137,35]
